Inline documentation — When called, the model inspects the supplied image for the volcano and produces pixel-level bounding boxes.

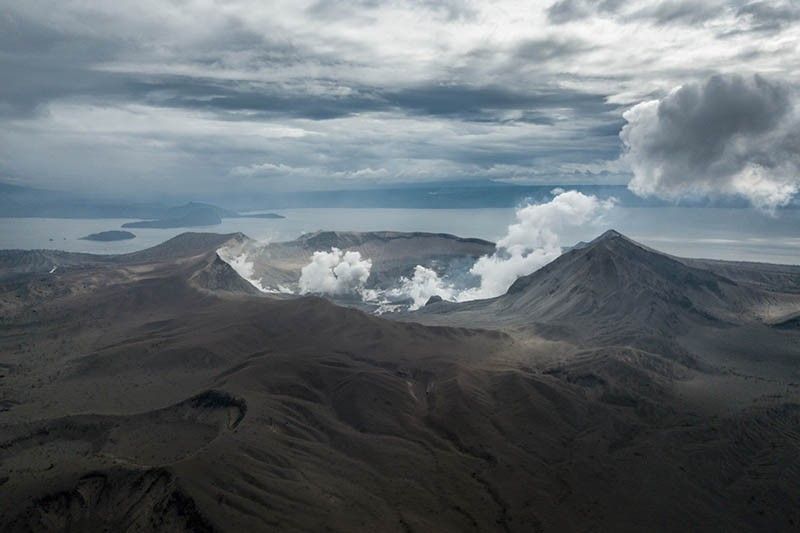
[2,230,800,532]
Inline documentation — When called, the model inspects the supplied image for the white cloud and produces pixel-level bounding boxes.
[298,247,372,296]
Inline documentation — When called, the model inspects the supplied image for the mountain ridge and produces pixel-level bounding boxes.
[415,229,799,347]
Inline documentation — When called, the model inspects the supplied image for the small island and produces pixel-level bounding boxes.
[80,230,136,242]
[238,212,285,219]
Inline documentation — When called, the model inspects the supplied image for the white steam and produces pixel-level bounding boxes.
[217,244,270,292]
[299,247,372,296]
[392,265,456,310]
[458,190,614,301]
[219,190,613,310]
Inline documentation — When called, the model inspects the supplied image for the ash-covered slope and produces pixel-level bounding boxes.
[420,230,795,344]
[3,229,800,532]
[115,232,248,264]
[189,253,262,295]
[0,249,99,281]
[683,256,800,294]
[0,233,258,317]
[0,233,249,283]
[503,230,747,328]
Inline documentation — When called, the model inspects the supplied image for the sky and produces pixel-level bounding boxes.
[1,0,798,204]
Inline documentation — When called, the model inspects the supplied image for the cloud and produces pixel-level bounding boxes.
[546,0,625,23]
[1,1,799,195]
[299,248,373,296]
[459,190,615,300]
[735,1,800,33]
[629,1,729,25]
[546,0,800,32]
[621,74,800,209]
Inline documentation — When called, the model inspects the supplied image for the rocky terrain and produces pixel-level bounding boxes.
[1,231,799,532]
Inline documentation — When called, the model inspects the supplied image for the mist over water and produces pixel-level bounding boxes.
[2,206,800,264]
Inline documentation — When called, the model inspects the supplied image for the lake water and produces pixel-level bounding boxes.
[1,207,799,265]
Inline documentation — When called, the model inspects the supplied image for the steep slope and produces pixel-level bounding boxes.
[190,253,262,295]
[501,230,749,330]
[420,230,791,343]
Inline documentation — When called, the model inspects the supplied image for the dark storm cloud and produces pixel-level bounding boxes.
[127,77,382,121]
[622,74,800,208]
[0,8,352,118]
[0,6,604,126]
[384,84,610,122]
[0,12,124,117]
[94,76,612,124]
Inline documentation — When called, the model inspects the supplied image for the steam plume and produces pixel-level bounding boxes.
[394,266,456,310]
[457,190,614,300]
[299,247,372,296]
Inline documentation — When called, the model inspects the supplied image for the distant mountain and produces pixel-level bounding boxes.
[122,205,223,228]
[163,201,239,219]
[0,183,283,221]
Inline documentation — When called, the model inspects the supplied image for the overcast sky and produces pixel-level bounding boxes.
[1,0,798,198]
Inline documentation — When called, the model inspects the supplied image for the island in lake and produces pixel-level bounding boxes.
[238,212,285,219]
[80,230,136,241]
